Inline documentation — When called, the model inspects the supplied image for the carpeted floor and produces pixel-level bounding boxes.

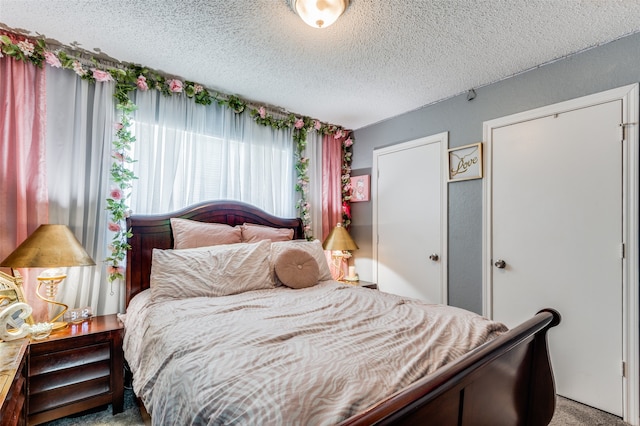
[42,388,144,426]
[42,390,629,425]
[549,397,630,426]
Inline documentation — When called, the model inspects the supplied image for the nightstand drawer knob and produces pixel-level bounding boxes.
[428,254,439,261]
[494,259,506,269]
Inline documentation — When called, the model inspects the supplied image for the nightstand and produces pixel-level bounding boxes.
[357,281,378,289]
[344,280,378,289]
[27,314,124,425]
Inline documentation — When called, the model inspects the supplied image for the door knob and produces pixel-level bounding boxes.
[494,259,506,269]
[429,254,439,261]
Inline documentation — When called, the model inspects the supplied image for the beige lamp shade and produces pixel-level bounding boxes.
[0,225,95,268]
[322,223,358,251]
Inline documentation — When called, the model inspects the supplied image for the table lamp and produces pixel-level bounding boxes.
[0,225,95,330]
[322,223,358,281]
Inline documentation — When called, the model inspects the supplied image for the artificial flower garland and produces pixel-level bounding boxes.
[0,31,354,283]
[104,100,136,285]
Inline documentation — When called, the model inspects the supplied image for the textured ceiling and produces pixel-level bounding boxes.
[1,1,640,130]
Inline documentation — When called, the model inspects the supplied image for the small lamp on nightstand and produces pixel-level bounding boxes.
[322,223,358,282]
[0,225,95,330]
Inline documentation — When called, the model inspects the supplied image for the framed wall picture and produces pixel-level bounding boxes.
[448,142,483,182]
[350,175,370,202]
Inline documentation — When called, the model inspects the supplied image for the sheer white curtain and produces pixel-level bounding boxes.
[306,130,324,240]
[44,68,121,315]
[130,90,296,217]
[42,73,309,317]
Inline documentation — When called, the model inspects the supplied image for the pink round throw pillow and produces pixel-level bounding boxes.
[274,248,320,289]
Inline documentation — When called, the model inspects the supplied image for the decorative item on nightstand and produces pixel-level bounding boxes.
[0,225,95,331]
[0,272,33,341]
[322,223,358,282]
[345,265,359,282]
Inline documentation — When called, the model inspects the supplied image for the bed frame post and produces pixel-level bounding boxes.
[526,308,561,426]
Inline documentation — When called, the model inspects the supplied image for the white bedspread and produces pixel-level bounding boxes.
[121,281,507,425]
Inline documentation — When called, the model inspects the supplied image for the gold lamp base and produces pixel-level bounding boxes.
[331,252,348,282]
[36,269,69,328]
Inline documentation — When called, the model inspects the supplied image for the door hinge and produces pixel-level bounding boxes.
[622,361,626,378]
[621,243,625,259]
[620,122,637,141]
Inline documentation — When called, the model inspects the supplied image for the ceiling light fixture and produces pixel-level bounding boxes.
[289,0,350,29]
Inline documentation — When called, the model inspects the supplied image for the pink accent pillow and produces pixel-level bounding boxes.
[274,248,320,289]
[240,223,294,243]
[170,218,242,249]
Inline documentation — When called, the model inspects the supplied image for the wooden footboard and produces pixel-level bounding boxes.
[340,309,560,426]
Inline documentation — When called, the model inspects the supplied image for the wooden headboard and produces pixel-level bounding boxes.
[125,200,304,307]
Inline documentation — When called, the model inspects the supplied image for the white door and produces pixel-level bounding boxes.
[372,133,447,303]
[489,100,623,415]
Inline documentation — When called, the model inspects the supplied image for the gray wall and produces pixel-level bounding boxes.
[351,32,640,314]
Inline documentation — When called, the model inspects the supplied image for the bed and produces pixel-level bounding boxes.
[123,200,560,425]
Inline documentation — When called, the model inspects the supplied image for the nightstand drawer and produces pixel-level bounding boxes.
[29,359,111,393]
[29,341,114,418]
[30,342,111,376]
[29,375,111,414]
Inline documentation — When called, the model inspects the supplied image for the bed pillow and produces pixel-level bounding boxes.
[270,239,333,282]
[150,240,273,301]
[274,248,320,289]
[240,223,294,243]
[170,218,242,249]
